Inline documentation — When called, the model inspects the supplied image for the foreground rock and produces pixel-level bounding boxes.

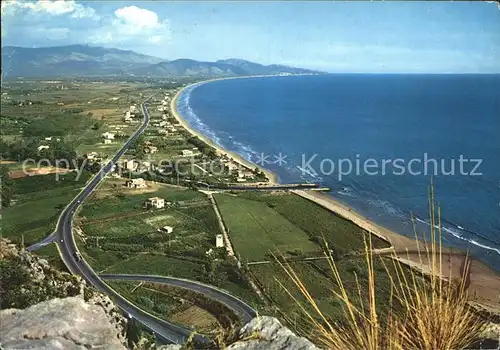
[0,297,126,350]
[0,239,127,349]
[227,316,320,350]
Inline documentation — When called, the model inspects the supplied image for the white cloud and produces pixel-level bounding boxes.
[114,6,161,29]
[87,6,170,45]
[1,0,98,19]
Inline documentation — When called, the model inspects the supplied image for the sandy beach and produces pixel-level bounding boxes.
[170,78,500,314]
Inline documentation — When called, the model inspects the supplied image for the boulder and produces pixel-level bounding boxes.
[227,316,320,350]
[0,297,126,349]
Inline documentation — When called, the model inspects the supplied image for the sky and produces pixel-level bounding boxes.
[1,1,500,73]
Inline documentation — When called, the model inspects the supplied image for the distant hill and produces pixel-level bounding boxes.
[1,45,322,78]
[1,45,164,78]
[132,58,248,77]
[215,59,319,76]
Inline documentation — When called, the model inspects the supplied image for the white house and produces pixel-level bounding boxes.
[238,169,255,179]
[126,178,146,188]
[124,111,132,122]
[159,225,174,234]
[102,132,115,140]
[144,197,165,209]
[181,149,194,157]
[216,234,224,248]
[123,159,138,171]
[37,145,50,152]
[102,132,115,144]
[225,161,239,171]
[86,152,99,161]
[144,145,158,154]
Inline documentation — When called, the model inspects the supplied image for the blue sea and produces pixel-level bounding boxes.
[177,74,500,271]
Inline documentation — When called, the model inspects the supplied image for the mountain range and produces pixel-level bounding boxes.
[1,45,321,78]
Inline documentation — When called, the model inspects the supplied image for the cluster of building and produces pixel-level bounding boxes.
[156,95,170,112]
[102,132,115,144]
[151,112,178,136]
[220,156,256,182]
[85,151,102,163]
[124,104,138,123]
[143,141,158,154]
[123,157,153,171]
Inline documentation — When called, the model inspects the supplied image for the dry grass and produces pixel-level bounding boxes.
[276,185,486,350]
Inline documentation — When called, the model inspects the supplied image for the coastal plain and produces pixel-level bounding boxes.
[2,78,499,342]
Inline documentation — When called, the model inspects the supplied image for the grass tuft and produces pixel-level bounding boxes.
[275,186,486,349]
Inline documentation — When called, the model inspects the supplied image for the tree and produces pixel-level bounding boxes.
[91,121,103,130]
[203,259,220,286]
[0,166,15,208]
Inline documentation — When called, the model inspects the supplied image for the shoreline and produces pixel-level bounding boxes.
[170,77,282,183]
[169,76,500,313]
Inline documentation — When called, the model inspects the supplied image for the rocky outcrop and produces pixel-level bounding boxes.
[0,239,87,310]
[0,297,126,349]
[227,316,320,350]
[0,239,127,349]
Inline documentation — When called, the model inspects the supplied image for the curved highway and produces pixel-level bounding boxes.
[100,274,256,324]
[49,96,254,345]
[27,231,57,251]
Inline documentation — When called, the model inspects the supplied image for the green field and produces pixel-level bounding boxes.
[102,254,204,277]
[1,170,93,247]
[231,192,389,253]
[2,184,83,245]
[76,180,260,305]
[212,190,396,330]
[1,81,150,165]
[214,193,322,261]
[13,171,91,194]
[81,182,205,220]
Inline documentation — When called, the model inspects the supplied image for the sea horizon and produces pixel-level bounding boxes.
[176,73,500,271]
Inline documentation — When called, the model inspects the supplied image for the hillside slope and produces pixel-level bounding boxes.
[1,45,322,78]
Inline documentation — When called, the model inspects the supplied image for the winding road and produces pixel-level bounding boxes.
[29,96,256,345]
[100,274,256,324]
